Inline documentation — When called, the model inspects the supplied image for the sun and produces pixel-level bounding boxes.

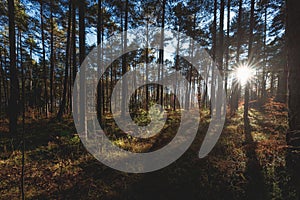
[235,65,254,86]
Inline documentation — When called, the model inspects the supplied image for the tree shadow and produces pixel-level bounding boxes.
[243,117,269,200]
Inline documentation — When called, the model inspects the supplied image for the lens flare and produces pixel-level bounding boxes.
[235,65,254,86]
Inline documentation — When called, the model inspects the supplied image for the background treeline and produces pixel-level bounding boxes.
[0,0,286,129]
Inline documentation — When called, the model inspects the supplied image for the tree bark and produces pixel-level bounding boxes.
[244,0,255,133]
[210,0,217,115]
[57,0,72,120]
[40,1,48,118]
[121,0,128,117]
[159,0,166,107]
[286,0,300,196]
[225,0,231,96]
[8,0,19,134]
[230,0,242,115]
[79,0,86,134]
[261,1,268,103]
[97,0,103,120]
[72,0,78,124]
[50,2,55,114]
[216,0,225,119]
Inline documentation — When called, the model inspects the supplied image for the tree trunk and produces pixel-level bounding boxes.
[261,1,268,103]
[225,0,231,97]
[97,0,103,120]
[286,0,300,196]
[159,0,166,107]
[173,28,180,111]
[72,0,78,123]
[244,0,255,133]
[20,29,25,200]
[230,0,242,115]
[216,0,225,119]
[79,0,86,134]
[50,2,55,114]
[146,19,149,111]
[57,0,72,120]
[8,0,19,134]
[40,2,48,118]
[121,0,128,117]
[210,0,217,115]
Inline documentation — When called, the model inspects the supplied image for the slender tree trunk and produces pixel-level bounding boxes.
[20,30,25,200]
[186,14,196,110]
[261,1,268,103]
[121,0,129,117]
[97,0,103,120]
[225,0,231,97]
[159,0,166,107]
[210,0,217,115]
[230,0,242,115]
[69,45,72,113]
[40,2,48,118]
[79,0,86,134]
[28,38,33,109]
[57,0,72,120]
[72,0,78,123]
[216,0,225,119]
[244,0,255,132]
[8,0,19,134]
[146,19,149,111]
[173,28,180,111]
[50,3,55,114]
[276,5,288,104]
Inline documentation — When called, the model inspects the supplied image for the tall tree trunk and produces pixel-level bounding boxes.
[230,0,242,115]
[185,13,196,111]
[121,0,128,117]
[225,0,231,96]
[79,0,86,134]
[8,0,19,134]
[159,0,166,107]
[28,37,33,109]
[173,27,180,111]
[50,3,55,114]
[210,0,217,115]
[216,0,225,118]
[97,0,103,120]
[57,0,72,120]
[286,0,300,196]
[244,0,255,133]
[72,0,78,123]
[20,30,25,200]
[276,5,288,104]
[146,18,149,111]
[261,1,268,103]
[40,1,48,118]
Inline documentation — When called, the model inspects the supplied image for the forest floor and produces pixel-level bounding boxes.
[0,99,298,200]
